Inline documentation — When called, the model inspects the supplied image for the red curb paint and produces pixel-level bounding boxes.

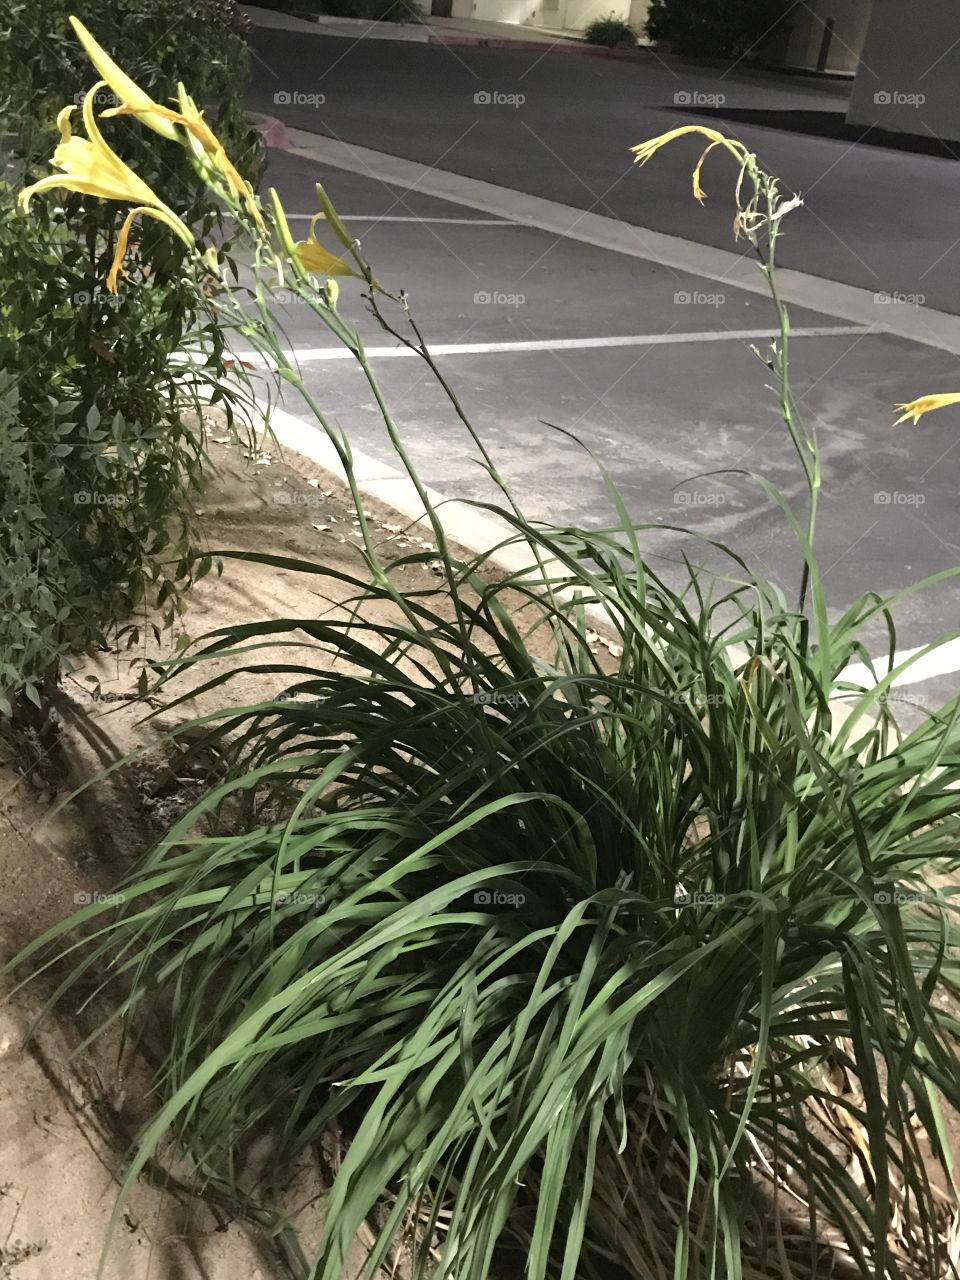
[249,112,293,150]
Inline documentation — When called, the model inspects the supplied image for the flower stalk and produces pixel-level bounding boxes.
[632,126,818,616]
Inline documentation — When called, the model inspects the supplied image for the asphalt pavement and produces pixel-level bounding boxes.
[234,25,960,712]
[247,27,960,314]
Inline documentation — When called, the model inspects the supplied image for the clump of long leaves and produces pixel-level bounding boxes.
[17,473,960,1280]
[8,49,960,1280]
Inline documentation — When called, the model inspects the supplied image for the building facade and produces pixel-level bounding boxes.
[441,0,960,142]
[778,0,874,74]
[847,0,960,139]
[444,0,647,35]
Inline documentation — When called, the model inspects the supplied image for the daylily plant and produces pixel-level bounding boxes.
[19,88,194,293]
[16,26,960,1280]
[633,124,954,430]
[20,17,355,294]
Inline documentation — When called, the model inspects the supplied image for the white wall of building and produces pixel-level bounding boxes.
[457,0,635,33]
[450,0,536,21]
[847,0,960,139]
[558,0,632,30]
[780,0,872,73]
[627,0,651,37]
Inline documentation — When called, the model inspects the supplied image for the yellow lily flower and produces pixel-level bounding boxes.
[131,84,266,231]
[295,214,357,277]
[175,84,266,231]
[100,78,264,230]
[631,125,749,203]
[19,86,194,293]
[69,17,179,142]
[68,16,264,229]
[895,393,960,425]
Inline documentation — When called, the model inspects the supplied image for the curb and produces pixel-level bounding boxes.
[250,112,292,150]
[427,33,650,59]
[254,400,639,638]
[304,11,430,40]
[253,399,890,730]
[258,402,555,580]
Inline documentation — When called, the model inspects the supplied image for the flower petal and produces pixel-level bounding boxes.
[894,393,960,425]
[106,206,140,293]
[692,140,724,203]
[105,204,195,293]
[19,172,70,211]
[70,16,179,141]
[56,104,75,143]
[295,236,355,277]
[631,125,742,168]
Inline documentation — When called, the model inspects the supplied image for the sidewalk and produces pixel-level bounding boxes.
[241,4,627,52]
[425,15,583,45]
[242,3,430,40]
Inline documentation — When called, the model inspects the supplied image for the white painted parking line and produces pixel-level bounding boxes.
[842,639,960,689]
[236,324,870,365]
[287,131,960,356]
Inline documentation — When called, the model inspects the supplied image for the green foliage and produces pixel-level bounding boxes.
[583,14,638,47]
[14,485,960,1280]
[14,158,960,1269]
[645,0,790,59]
[0,190,242,715]
[9,59,960,1280]
[1,0,262,203]
[0,0,263,715]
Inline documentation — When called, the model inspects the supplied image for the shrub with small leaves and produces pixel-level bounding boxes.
[583,13,638,47]
[0,0,262,728]
[0,190,239,719]
[644,0,791,60]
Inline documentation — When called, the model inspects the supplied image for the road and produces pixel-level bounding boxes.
[247,27,960,312]
[237,24,960,712]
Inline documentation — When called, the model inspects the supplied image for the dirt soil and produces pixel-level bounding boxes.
[0,424,514,1280]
